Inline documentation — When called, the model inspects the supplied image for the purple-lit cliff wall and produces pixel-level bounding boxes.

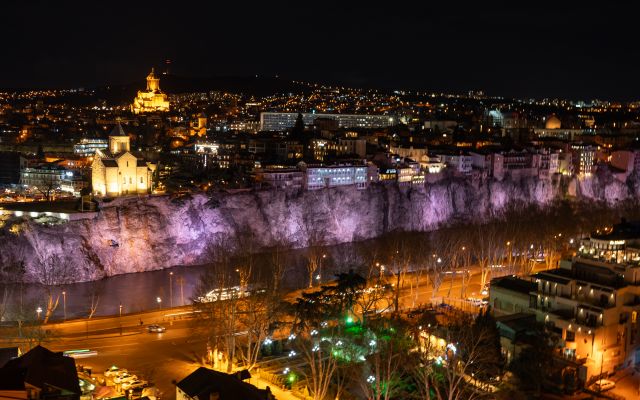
[1,173,639,282]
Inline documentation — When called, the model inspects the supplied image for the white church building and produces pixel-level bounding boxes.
[91,124,156,196]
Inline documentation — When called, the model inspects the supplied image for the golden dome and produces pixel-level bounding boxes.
[545,115,561,130]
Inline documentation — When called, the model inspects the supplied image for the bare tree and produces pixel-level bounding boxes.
[295,328,339,400]
[410,319,501,400]
[36,173,58,203]
[87,280,104,319]
[235,292,277,371]
[380,233,414,314]
[31,254,73,323]
[0,286,10,323]
[305,232,327,289]
[355,321,409,400]
[193,239,239,373]
[264,235,292,295]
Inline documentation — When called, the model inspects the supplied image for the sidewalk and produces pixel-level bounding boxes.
[250,376,303,400]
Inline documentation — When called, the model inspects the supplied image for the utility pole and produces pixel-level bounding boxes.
[169,272,174,308]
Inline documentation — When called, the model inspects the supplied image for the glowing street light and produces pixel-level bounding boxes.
[156,297,162,310]
[36,307,43,320]
[62,291,67,321]
[169,272,174,308]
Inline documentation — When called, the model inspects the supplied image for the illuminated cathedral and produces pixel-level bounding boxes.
[131,68,170,114]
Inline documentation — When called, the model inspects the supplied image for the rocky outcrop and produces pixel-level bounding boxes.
[1,173,638,283]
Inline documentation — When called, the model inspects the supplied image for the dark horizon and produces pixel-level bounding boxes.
[2,1,639,101]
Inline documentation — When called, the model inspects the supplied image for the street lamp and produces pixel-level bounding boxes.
[36,307,42,320]
[62,291,67,321]
[318,254,326,284]
[156,297,162,310]
[119,303,123,317]
[169,272,174,308]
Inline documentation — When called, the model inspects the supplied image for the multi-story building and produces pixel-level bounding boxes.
[229,120,260,134]
[610,149,640,175]
[390,145,429,169]
[303,163,368,190]
[194,142,230,169]
[255,167,304,190]
[260,112,394,131]
[571,143,596,176]
[0,151,23,184]
[73,138,108,156]
[20,163,86,196]
[490,220,640,385]
[533,148,560,178]
[338,138,367,158]
[439,153,473,175]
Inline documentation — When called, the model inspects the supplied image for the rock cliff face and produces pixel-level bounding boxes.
[2,172,639,283]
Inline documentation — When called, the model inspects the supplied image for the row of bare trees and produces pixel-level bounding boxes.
[286,267,505,400]
[193,230,290,373]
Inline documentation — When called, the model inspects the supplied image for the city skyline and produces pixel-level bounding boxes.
[2,1,639,101]
[3,3,640,399]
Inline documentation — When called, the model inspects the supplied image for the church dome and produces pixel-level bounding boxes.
[545,115,561,129]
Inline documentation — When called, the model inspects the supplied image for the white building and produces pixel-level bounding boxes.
[440,153,473,175]
[260,112,394,131]
[490,220,640,384]
[91,124,156,196]
[20,164,86,196]
[73,138,108,156]
[303,164,368,190]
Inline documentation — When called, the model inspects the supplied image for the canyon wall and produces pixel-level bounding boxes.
[1,171,638,283]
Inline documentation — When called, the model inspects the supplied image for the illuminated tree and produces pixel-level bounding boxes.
[31,254,73,324]
[410,317,501,400]
[355,320,411,400]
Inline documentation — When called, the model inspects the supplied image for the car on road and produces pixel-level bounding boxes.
[104,366,126,377]
[592,379,615,392]
[147,324,166,333]
[114,373,137,384]
[122,380,148,390]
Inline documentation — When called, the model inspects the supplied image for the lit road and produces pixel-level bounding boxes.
[0,262,550,400]
[47,319,205,400]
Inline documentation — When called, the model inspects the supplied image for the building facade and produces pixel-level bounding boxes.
[303,163,368,190]
[131,69,170,114]
[73,138,108,156]
[91,124,156,196]
[490,220,640,384]
[260,112,394,131]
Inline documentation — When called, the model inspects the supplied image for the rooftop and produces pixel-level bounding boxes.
[491,275,536,295]
[177,367,272,400]
[592,219,640,241]
[0,345,80,397]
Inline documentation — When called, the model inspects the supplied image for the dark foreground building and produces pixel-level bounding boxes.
[176,367,274,400]
[0,345,81,400]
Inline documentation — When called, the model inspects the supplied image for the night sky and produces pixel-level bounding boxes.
[2,1,638,100]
